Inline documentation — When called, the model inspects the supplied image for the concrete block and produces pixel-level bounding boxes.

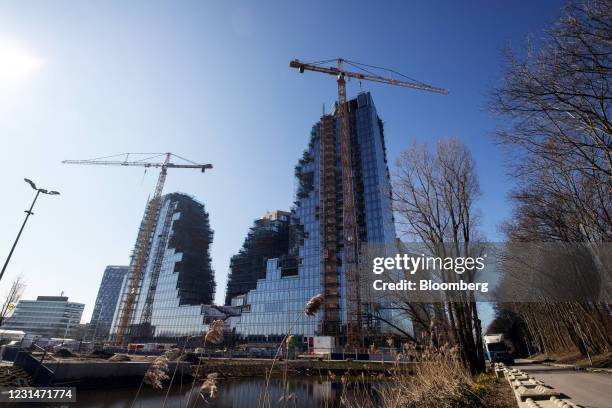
[516,384,562,401]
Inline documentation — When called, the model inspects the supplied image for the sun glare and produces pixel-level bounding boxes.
[0,38,45,88]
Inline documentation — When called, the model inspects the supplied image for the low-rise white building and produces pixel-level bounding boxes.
[1,296,84,339]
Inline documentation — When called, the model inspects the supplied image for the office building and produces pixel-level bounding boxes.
[89,265,128,341]
[1,296,84,339]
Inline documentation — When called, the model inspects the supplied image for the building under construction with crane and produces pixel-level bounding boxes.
[108,192,217,342]
[229,92,397,346]
[63,153,223,344]
[229,59,446,348]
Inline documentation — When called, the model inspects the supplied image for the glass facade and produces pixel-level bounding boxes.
[1,296,84,339]
[225,211,291,305]
[109,193,217,342]
[231,92,397,342]
[89,265,128,341]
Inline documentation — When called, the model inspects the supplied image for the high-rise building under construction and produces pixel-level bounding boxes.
[230,92,396,344]
[225,211,291,306]
[109,193,216,342]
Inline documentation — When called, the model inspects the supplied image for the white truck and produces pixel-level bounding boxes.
[312,336,335,356]
[483,333,514,364]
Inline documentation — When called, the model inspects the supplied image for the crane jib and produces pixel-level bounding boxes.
[289,58,448,95]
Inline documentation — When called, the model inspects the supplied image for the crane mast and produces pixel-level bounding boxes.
[63,153,212,345]
[335,59,364,349]
[290,58,447,350]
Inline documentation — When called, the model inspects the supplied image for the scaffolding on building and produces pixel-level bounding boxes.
[137,199,177,337]
[319,115,341,337]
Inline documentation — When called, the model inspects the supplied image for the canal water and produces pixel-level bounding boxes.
[29,378,350,407]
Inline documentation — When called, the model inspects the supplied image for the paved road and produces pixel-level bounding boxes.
[513,364,612,408]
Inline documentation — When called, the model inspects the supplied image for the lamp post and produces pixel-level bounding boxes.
[0,178,60,283]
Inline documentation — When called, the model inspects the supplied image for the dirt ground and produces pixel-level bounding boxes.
[529,351,612,368]
[481,377,518,408]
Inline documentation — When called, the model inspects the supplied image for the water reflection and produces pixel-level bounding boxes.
[66,378,343,408]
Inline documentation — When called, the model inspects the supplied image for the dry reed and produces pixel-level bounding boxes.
[261,293,323,408]
[340,344,478,408]
[185,321,225,407]
[143,355,170,390]
[199,372,219,400]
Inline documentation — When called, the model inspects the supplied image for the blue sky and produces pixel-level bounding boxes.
[0,1,564,323]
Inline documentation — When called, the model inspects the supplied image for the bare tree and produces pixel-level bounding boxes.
[491,0,612,243]
[496,242,611,356]
[0,275,26,326]
[490,0,612,358]
[393,138,486,373]
[491,0,611,174]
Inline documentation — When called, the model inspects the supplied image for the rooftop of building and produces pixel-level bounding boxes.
[19,296,85,307]
[261,210,291,221]
[36,296,68,301]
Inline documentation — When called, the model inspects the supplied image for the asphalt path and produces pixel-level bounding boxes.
[513,364,612,408]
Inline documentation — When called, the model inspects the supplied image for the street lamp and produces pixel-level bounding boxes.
[0,178,60,283]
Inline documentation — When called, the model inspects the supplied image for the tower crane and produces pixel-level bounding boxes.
[289,58,447,349]
[63,153,212,345]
